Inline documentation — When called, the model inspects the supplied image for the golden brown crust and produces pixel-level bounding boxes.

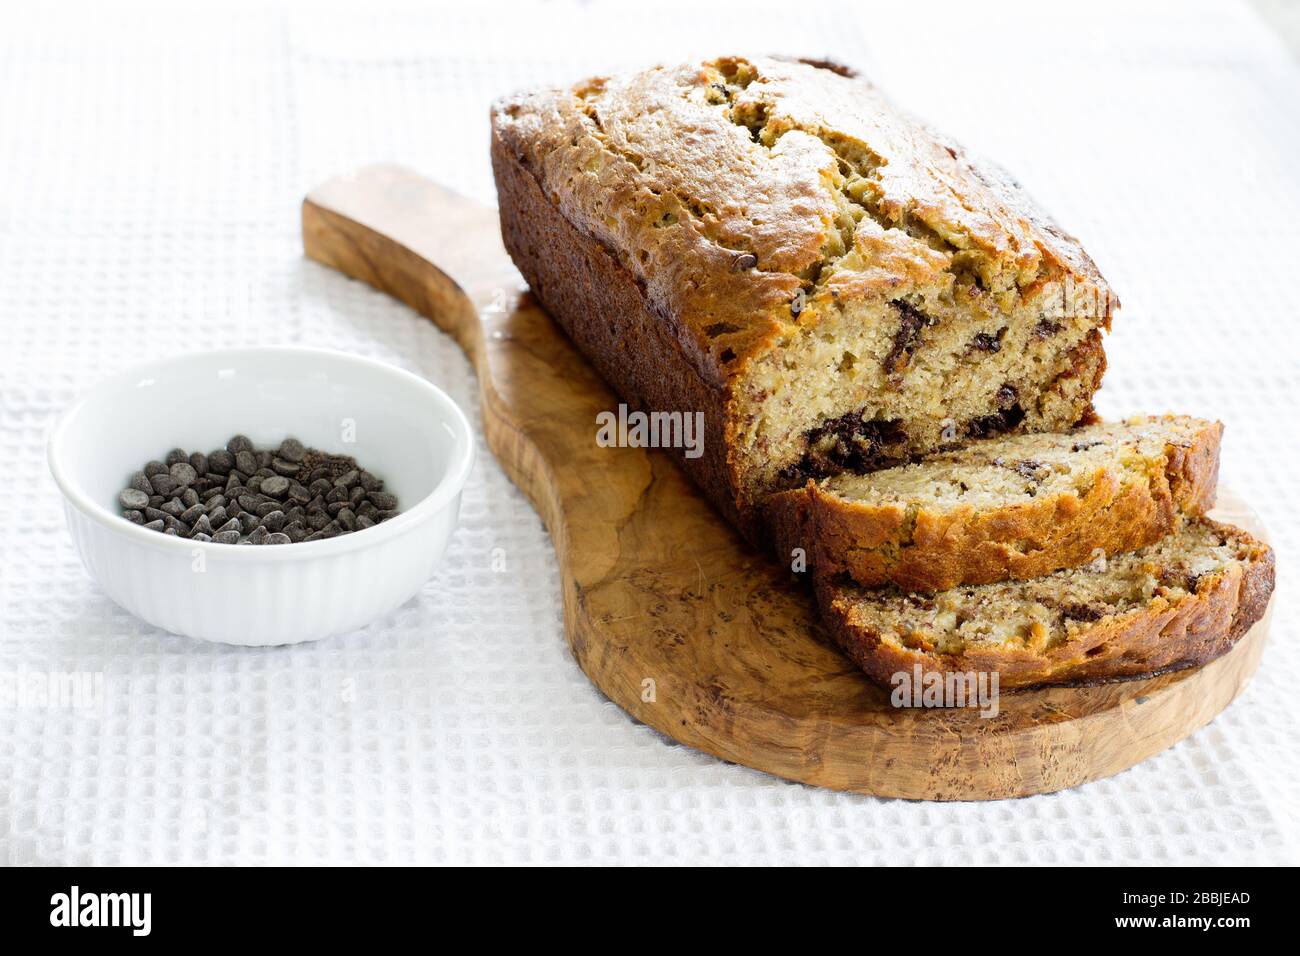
[491,123,755,537]
[491,55,1114,387]
[814,520,1275,691]
[771,417,1223,591]
[491,56,1113,531]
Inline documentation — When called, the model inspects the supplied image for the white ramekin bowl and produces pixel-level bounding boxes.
[48,347,475,646]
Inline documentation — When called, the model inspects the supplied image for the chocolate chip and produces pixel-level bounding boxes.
[967,404,1025,440]
[277,437,306,462]
[883,299,933,382]
[119,488,150,510]
[1061,602,1105,622]
[786,412,908,482]
[1011,459,1045,481]
[1159,567,1202,593]
[731,252,758,271]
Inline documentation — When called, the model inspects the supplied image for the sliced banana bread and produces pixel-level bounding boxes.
[768,415,1222,592]
[491,55,1115,539]
[815,518,1274,690]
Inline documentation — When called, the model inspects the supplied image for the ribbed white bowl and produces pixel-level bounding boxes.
[48,347,475,645]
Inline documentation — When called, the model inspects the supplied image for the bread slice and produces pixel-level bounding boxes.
[815,518,1274,690]
[768,415,1221,592]
[491,55,1115,540]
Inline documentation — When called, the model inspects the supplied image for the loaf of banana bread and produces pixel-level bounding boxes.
[491,55,1116,537]
[769,415,1222,592]
[817,519,1274,690]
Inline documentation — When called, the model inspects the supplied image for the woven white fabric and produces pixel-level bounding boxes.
[1,0,1297,865]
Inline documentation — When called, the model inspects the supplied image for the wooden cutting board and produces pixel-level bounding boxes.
[302,164,1273,801]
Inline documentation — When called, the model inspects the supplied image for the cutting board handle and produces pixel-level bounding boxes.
[302,163,520,369]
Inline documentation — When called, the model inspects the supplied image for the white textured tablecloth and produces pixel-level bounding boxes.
[2,0,1297,865]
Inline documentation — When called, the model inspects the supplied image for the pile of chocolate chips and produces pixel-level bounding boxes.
[117,435,399,544]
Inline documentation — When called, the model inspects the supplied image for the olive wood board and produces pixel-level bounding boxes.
[302,163,1273,801]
